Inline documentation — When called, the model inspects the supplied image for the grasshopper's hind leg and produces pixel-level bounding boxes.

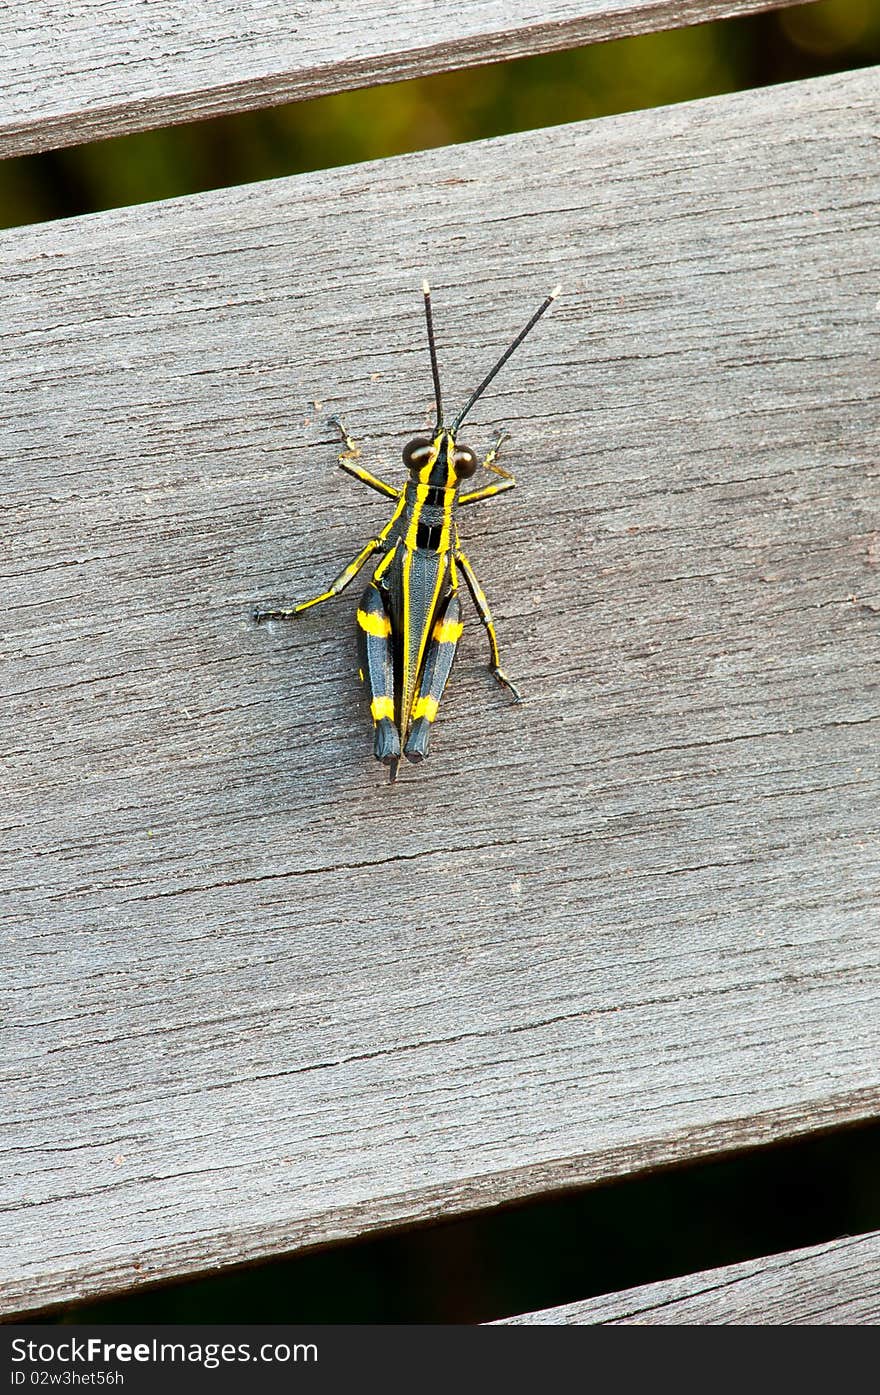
[403,592,463,764]
[357,581,401,767]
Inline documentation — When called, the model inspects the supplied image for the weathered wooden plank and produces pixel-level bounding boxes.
[1,68,879,1316]
[500,1232,880,1323]
[0,0,799,158]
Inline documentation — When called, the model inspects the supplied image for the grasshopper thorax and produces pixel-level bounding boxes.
[402,430,478,488]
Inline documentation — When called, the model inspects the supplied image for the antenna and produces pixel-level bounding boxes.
[451,285,561,433]
[422,280,444,431]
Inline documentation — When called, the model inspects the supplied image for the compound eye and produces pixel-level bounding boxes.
[454,446,478,479]
[403,436,433,470]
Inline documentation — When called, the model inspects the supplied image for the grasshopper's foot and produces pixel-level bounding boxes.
[254,607,299,624]
[485,430,513,478]
[491,665,523,704]
[327,416,360,458]
[491,428,511,456]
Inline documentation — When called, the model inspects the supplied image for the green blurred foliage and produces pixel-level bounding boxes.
[2,0,878,230]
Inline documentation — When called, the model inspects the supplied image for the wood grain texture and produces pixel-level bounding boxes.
[0,0,798,158]
[500,1231,880,1323]
[2,68,879,1316]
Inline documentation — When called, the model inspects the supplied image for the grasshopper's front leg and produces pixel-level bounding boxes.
[455,548,522,703]
[255,535,384,623]
[328,417,399,500]
[457,432,516,506]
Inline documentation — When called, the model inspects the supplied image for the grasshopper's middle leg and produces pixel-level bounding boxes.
[454,549,522,703]
[357,579,401,767]
[254,536,383,623]
[403,590,463,763]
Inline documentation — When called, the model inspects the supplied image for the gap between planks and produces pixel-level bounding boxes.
[497,1229,880,1323]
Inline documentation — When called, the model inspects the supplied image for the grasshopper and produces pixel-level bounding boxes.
[256,282,560,780]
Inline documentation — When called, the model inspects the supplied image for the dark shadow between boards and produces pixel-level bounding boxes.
[44,1118,880,1324]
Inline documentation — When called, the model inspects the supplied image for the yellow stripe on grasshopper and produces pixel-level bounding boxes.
[411,695,439,723]
[370,696,395,721]
[357,608,391,637]
[432,617,463,643]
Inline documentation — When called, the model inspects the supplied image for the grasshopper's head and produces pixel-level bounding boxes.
[402,430,478,487]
